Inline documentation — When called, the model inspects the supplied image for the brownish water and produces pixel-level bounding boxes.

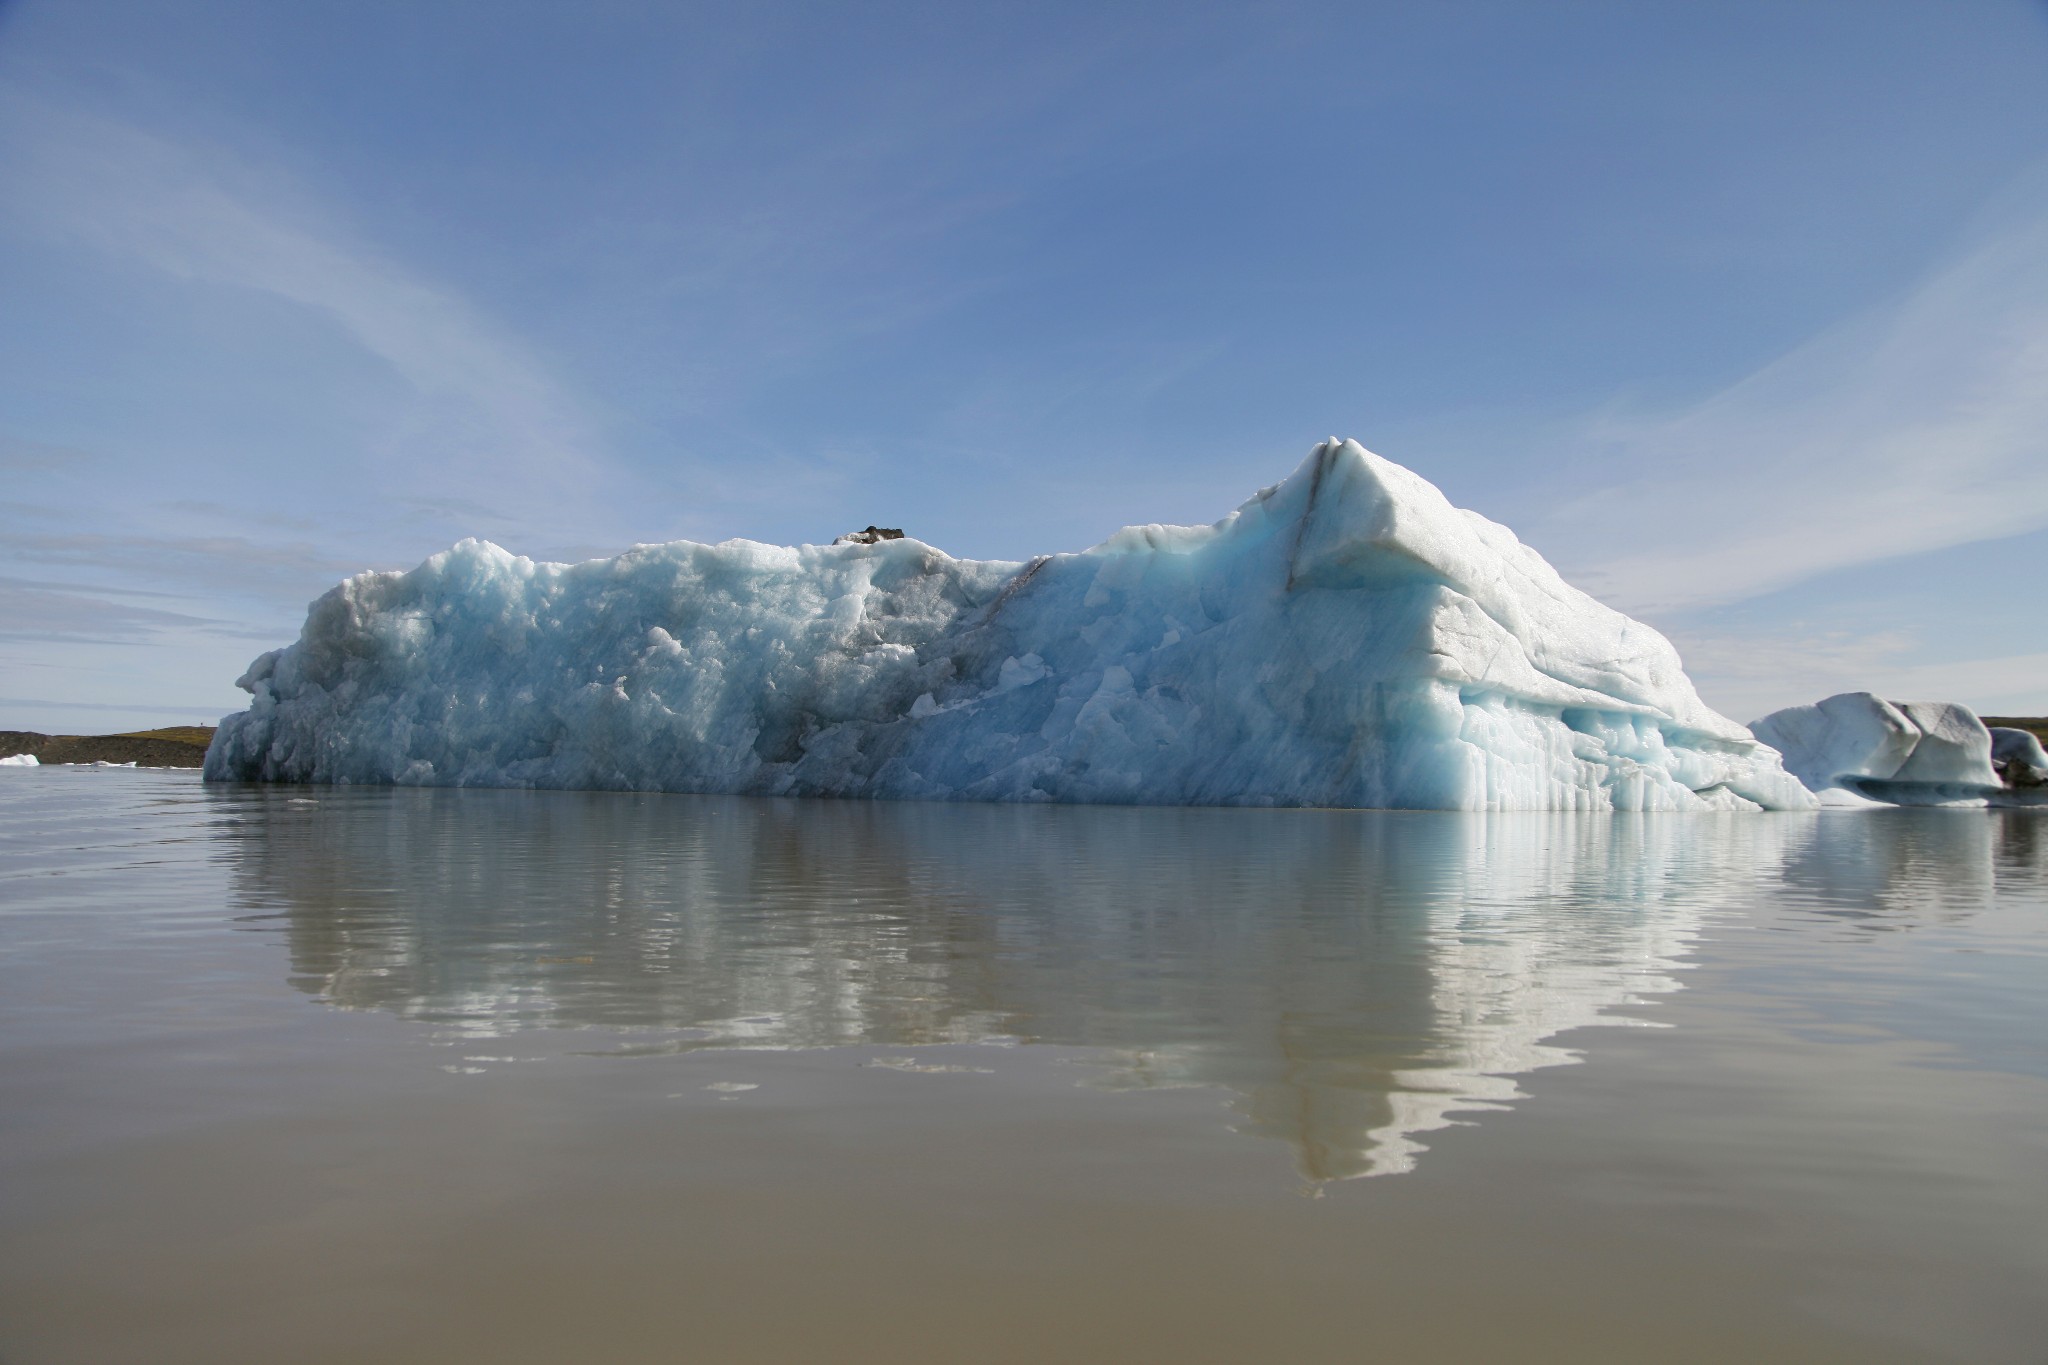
[2,769,2045,1363]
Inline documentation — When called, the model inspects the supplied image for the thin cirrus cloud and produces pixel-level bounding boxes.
[0,577,225,645]
[0,531,349,648]
[0,434,98,472]
[0,89,621,539]
[4,528,360,598]
[1676,628,2048,723]
[1535,175,2048,619]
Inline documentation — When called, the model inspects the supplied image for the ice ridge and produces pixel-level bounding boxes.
[205,440,1815,811]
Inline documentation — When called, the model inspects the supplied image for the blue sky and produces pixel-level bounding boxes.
[3,0,2046,734]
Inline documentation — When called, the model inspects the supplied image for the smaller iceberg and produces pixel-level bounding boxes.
[1749,692,2020,805]
[0,752,38,767]
[1990,727,2048,789]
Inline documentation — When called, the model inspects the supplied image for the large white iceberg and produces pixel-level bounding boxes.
[1750,692,2004,805]
[205,440,1814,811]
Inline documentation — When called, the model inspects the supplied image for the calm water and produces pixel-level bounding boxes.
[2,769,2045,1364]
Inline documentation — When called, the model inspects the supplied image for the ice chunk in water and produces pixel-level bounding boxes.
[206,440,1813,811]
[1751,692,2002,804]
[1990,727,2048,788]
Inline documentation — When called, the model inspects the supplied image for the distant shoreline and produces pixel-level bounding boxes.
[1982,716,2048,745]
[6,718,2045,778]
[0,727,215,768]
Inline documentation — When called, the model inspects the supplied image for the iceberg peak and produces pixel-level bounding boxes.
[206,442,1813,811]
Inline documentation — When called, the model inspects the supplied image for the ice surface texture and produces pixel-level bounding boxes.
[206,440,1814,811]
[1750,692,2006,805]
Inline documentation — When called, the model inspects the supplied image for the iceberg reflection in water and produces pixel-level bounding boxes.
[224,791,1838,1181]
[9,770,2045,1365]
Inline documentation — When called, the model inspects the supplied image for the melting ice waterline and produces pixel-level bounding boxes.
[205,441,1813,811]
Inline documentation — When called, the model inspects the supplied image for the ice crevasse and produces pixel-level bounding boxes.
[205,440,1815,811]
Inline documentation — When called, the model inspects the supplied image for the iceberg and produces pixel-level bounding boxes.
[1750,692,2006,805]
[1990,727,2048,788]
[0,753,38,767]
[205,440,1814,811]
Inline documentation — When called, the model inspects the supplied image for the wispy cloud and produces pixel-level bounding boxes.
[1866,652,2048,714]
[0,434,98,472]
[1668,627,1921,723]
[0,578,225,644]
[0,87,619,535]
[1671,623,2048,723]
[153,500,324,534]
[0,523,365,657]
[1536,175,2048,615]
[6,530,364,596]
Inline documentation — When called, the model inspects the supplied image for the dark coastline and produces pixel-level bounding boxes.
[0,727,214,768]
[1983,716,2048,745]
[6,718,2043,777]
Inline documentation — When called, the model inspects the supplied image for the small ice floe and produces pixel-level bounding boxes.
[867,1055,994,1074]
[1751,692,2043,806]
[0,753,38,767]
[440,1064,487,1075]
[704,1081,758,1093]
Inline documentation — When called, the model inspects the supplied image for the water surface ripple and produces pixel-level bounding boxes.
[2,769,2044,1364]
